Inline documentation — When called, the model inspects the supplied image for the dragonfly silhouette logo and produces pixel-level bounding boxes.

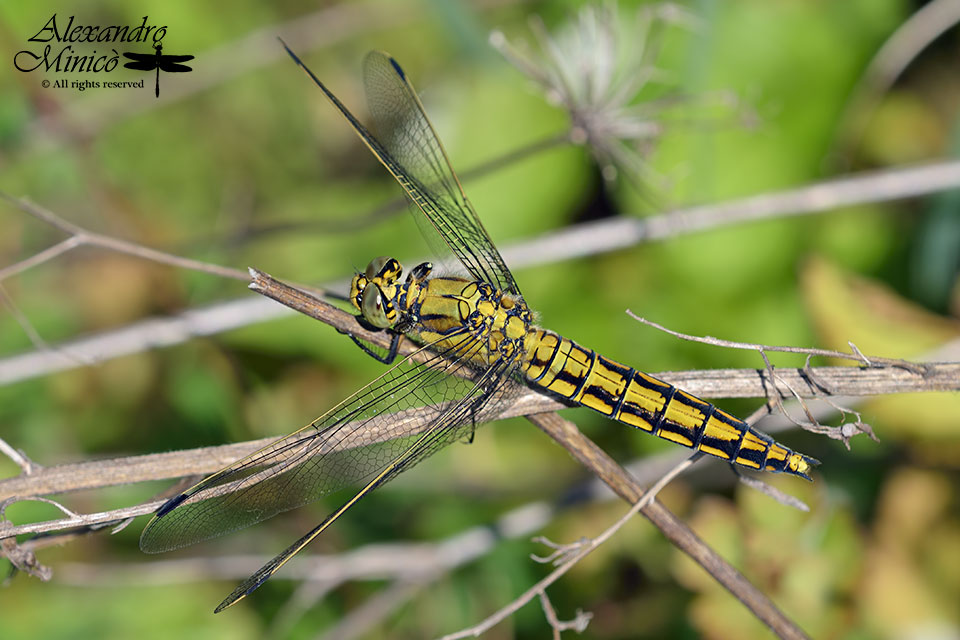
[123,44,194,98]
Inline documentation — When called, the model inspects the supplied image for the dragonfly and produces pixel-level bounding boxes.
[123,44,194,98]
[140,41,820,613]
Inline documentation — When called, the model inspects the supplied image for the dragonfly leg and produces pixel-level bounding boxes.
[334,313,405,364]
[347,330,403,364]
[463,374,503,444]
[454,403,478,444]
[465,388,484,442]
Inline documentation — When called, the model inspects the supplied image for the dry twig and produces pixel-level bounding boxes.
[1,272,955,533]
[0,192,248,283]
[3,160,960,386]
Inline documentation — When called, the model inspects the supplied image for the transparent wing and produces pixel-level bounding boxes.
[139,329,517,554]
[280,41,519,295]
[362,52,518,293]
[212,352,520,612]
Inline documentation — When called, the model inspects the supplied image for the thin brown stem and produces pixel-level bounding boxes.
[2,357,955,505]
[0,236,81,282]
[537,591,592,638]
[0,437,39,475]
[0,500,164,539]
[626,311,926,373]
[0,192,249,282]
[2,288,954,505]
[3,160,960,386]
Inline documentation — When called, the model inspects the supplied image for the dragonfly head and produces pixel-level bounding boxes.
[350,256,403,329]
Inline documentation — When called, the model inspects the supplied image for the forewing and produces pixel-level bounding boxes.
[213,352,521,612]
[279,41,518,295]
[362,51,518,294]
[140,330,501,553]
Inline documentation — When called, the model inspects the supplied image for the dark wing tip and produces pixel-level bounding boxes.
[213,599,233,614]
[214,572,270,613]
[277,37,301,66]
[388,56,406,80]
[139,492,190,553]
[155,492,188,518]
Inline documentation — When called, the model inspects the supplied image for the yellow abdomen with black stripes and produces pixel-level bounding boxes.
[521,328,816,478]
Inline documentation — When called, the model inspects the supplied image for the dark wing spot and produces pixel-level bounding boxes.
[389,57,406,80]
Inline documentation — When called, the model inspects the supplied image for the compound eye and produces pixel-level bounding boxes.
[361,284,392,328]
[365,257,391,280]
[350,275,368,311]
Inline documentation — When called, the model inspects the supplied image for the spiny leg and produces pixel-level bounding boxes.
[463,370,506,444]
[343,327,403,364]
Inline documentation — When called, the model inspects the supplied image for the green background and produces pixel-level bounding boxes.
[1,1,958,638]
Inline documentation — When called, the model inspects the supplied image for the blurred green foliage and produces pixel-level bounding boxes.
[1,0,958,638]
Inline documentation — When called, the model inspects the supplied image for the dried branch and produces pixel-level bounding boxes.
[0,438,273,503]
[0,295,291,386]
[1,536,52,582]
[0,437,38,475]
[0,192,249,283]
[501,159,960,268]
[538,591,592,639]
[3,159,958,386]
[48,500,554,587]
[626,311,927,373]
[0,500,163,540]
[3,272,953,509]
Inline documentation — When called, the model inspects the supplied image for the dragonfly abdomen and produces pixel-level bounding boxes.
[522,329,818,479]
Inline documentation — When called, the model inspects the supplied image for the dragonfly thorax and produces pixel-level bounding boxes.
[350,255,535,368]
